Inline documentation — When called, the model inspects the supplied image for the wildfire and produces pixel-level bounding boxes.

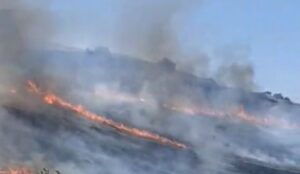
[0,167,33,174]
[91,87,300,130]
[24,79,299,149]
[167,101,300,129]
[26,81,186,149]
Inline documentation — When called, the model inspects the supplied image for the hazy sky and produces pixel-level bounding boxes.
[48,0,300,102]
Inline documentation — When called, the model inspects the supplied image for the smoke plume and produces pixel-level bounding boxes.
[214,45,256,90]
[109,0,214,77]
[0,0,52,87]
[102,0,254,89]
[0,1,298,174]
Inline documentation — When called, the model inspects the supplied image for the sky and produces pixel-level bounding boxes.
[47,0,300,102]
[195,0,300,102]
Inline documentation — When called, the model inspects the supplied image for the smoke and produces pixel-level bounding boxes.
[216,62,255,90]
[0,1,231,171]
[0,1,298,174]
[94,0,254,89]
[108,0,214,77]
[214,45,256,90]
[0,0,56,169]
[113,0,189,60]
[0,0,53,87]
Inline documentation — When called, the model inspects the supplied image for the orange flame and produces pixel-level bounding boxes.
[27,81,186,149]
[0,167,33,174]
[92,87,300,129]
[167,101,300,129]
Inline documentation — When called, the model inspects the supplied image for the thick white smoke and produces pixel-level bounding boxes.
[98,0,255,89]
[0,1,299,174]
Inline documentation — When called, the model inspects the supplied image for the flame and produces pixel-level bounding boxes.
[167,101,300,129]
[91,87,300,129]
[27,81,186,149]
[27,81,40,94]
[25,79,299,149]
[0,167,33,174]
